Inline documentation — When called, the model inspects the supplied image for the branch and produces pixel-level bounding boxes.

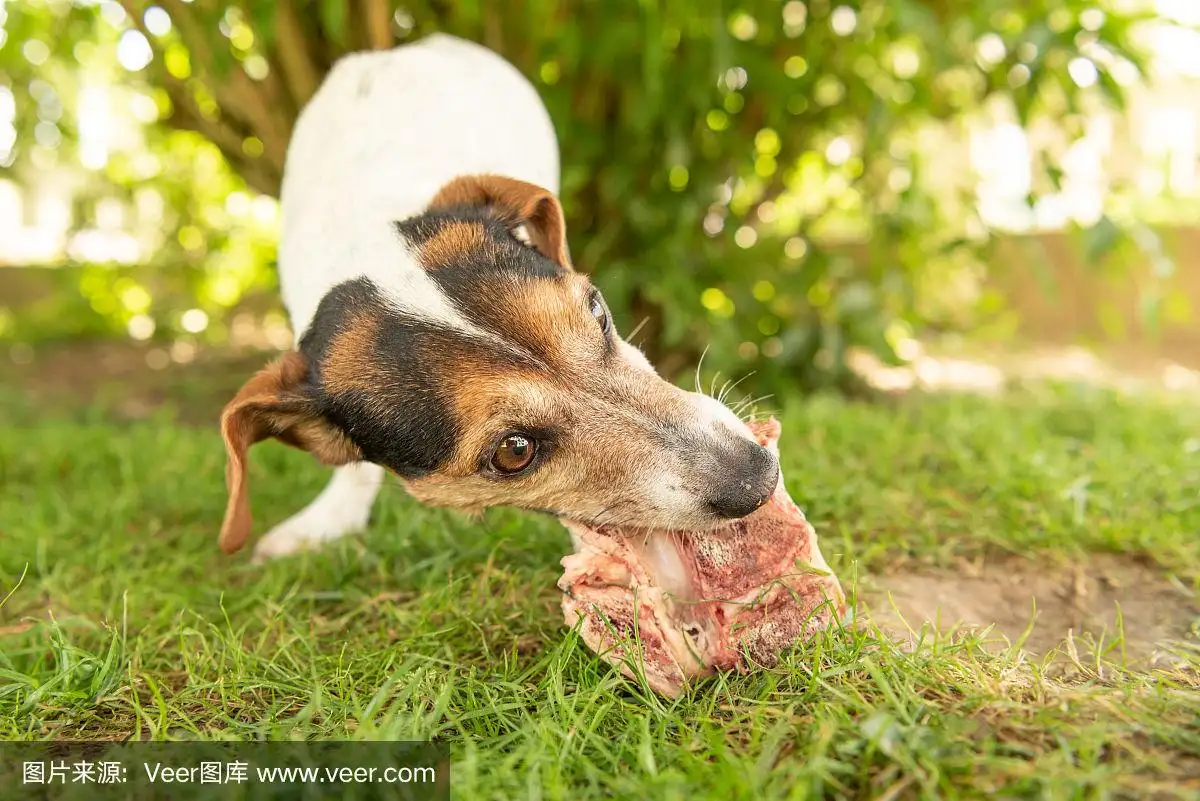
[220,69,291,173]
[274,0,323,108]
[359,0,395,50]
[157,0,220,81]
[117,0,239,152]
[166,92,249,159]
[482,2,504,53]
[229,4,299,120]
[170,100,281,196]
[158,0,290,175]
[116,0,152,36]
[117,0,282,196]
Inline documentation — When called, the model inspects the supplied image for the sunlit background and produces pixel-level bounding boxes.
[2,0,1199,398]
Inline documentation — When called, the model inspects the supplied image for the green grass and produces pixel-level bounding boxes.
[1,383,1198,799]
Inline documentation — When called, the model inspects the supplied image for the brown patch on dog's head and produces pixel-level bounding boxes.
[497,273,604,367]
[429,174,571,268]
[319,307,384,396]
[218,351,361,554]
[419,221,489,271]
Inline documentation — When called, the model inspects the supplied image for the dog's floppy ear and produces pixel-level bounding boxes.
[430,174,572,268]
[218,351,361,554]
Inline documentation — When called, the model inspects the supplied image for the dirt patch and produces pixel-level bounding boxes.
[1,340,273,424]
[862,554,1199,667]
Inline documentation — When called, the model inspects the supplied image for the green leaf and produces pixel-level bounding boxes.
[320,0,348,46]
[250,1,279,50]
[1138,290,1162,336]
[1082,216,1122,265]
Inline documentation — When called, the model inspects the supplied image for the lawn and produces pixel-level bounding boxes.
[1,377,1198,799]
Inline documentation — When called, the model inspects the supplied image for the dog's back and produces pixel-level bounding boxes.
[278,33,561,340]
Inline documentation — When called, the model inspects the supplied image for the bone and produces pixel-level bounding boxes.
[558,419,846,696]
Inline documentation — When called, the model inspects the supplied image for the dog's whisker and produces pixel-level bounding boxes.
[586,504,614,528]
[740,404,780,422]
[625,316,651,344]
[717,377,738,405]
[694,344,711,395]
[591,499,635,528]
[717,371,755,405]
[592,496,638,527]
[708,371,717,399]
[732,392,775,417]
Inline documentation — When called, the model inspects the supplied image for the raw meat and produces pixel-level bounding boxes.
[558,418,845,696]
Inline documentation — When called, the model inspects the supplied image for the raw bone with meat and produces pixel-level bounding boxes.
[558,418,846,696]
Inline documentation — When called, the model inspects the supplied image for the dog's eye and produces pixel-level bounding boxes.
[589,292,610,334]
[491,434,538,474]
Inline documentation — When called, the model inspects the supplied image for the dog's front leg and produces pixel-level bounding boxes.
[252,462,385,562]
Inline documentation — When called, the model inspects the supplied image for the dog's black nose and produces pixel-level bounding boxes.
[706,439,779,520]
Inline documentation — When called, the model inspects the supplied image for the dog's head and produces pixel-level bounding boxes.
[218,174,779,553]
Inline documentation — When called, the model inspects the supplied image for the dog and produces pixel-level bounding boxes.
[217,33,780,561]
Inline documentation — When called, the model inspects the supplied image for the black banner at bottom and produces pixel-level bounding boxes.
[0,740,449,800]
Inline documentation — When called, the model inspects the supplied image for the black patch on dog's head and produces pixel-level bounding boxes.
[297,277,548,478]
[295,279,459,478]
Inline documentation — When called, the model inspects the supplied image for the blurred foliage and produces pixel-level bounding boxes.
[0,0,1186,392]
[0,0,280,346]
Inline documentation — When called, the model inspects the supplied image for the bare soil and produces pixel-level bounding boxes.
[863,554,1199,667]
[1,340,267,424]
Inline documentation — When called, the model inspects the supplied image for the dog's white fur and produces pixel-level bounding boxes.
[256,35,560,560]
[254,34,752,561]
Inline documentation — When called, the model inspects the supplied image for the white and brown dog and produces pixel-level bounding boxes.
[218,34,779,561]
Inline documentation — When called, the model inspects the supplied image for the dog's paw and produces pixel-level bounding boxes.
[251,507,370,563]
